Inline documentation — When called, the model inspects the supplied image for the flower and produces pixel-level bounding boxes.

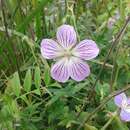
[107,17,116,29]
[114,93,130,122]
[41,25,99,82]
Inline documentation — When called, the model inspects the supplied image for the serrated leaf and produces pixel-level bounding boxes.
[95,82,110,99]
[23,69,32,92]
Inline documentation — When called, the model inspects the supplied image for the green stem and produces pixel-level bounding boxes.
[0,26,39,66]
[1,0,21,76]
[67,2,80,42]
[71,7,80,42]
[101,114,115,130]
[110,44,121,92]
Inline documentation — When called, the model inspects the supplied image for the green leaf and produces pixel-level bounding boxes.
[34,66,41,89]
[23,69,32,92]
[20,95,30,105]
[44,67,51,86]
[111,116,129,130]
[84,124,98,130]
[33,89,41,96]
[95,82,110,99]
[106,100,117,112]
[48,82,62,88]
[46,91,65,106]
[46,83,87,106]
[11,72,21,97]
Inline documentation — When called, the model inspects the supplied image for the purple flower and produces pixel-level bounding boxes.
[107,17,116,29]
[114,93,130,122]
[41,25,99,82]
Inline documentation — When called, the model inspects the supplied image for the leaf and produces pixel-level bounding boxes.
[46,91,65,106]
[44,67,51,86]
[95,82,110,99]
[20,95,30,105]
[34,66,41,89]
[84,124,98,130]
[106,100,117,112]
[46,83,87,106]
[33,89,41,96]
[23,69,32,92]
[48,82,62,88]
[11,72,21,97]
[111,116,129,130]
[34,67,41,96]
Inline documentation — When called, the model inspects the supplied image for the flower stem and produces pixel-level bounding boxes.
[68,3,80,42]
[101,114,115,130]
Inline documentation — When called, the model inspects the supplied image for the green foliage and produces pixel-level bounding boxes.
[43,66,51,86]
[0,0,130,130]
[11,72,21,97]
[111,116,129,130]
[34,66,41,88]
[24,69,32,92]
[84,124,98,130]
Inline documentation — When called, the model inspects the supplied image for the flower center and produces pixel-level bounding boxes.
[121,100,130,113]
[122,99,127,108]
[124,105,130,113]
[62,48,73,58]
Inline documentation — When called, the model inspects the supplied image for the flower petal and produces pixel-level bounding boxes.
[51,58,69,82]
[69,57,90,81]
[120,109,130,122]
[41,39,63,59]
[127,98,130,105]
[114,93,127,108]
[72,39,99,60]
[56,25,77,48]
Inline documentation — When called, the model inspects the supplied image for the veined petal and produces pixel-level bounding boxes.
[72,39,99,60]
[56,25,77,48]
[68,57,90,81]
[120,109,130,122]
[114,93,127,108]
[41,39,63,59]
[51,58,69,83]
